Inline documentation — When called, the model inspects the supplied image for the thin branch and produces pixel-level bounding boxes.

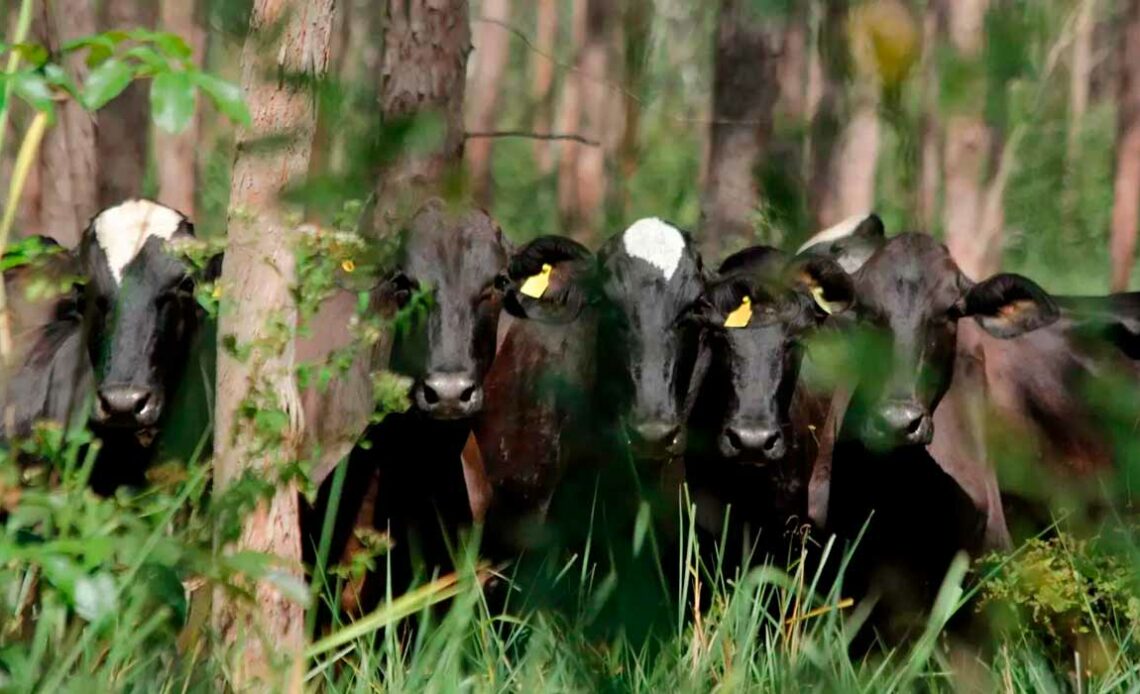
[464,130,600,147]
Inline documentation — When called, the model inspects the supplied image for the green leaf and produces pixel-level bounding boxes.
[10,43,48,67]
[191,71,250,126]
[82,58,133,110]
[124,45,168,74]
[43,64,78,98]
[13,71,53,112]
[150,71,196,133]
[151,32,193,61]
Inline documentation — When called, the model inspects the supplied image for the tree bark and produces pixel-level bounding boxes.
[212,0,335,687]
[613,0,652,219]
[571,0,611,245]
[36,0,96,247]
[942,0,1000,280]
[917,0,943,231]
[466,0,511,206]
[556,0,586,235]
[1112,0,1140,290]
[700,0,780,260]
[371,0,471,239]
[531,0,558,173]
[155,0,205,216]
[97,0,156,208]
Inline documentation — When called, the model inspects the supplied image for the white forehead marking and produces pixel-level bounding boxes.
[622,217,686,280]
[796,211,873,255]
[93,199,184,284]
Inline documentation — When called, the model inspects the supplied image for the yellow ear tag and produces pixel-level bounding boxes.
[724,295,752,328]
[519,263,553,299]
[811,285,835,315]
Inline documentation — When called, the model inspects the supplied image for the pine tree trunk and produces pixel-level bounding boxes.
[97,0,156,208]
[532,0,558,173]
[155,0,205,216]
[917,0,943,231]
[571,0,611,245]
[36,0,96,247]
[942,0,998,280]
[700,0,780,260]
[371,0,471,239]
[466,0,512,207]
[556,0,586,235]
[613,0,652,219]
[1111,0,1140,290]
[211,0,335,687]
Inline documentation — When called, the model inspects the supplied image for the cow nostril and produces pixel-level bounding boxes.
[905,416,923,435]
[725,429,743,453]
[459,385,477,403]
[133,392,151,415]
[422,384,440,405]
[763,431,782,451]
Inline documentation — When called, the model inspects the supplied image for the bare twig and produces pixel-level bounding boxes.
[464,130,600,146]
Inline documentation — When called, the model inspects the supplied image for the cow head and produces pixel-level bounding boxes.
[844,233,1058,449]
[596,218,709,460]
[78,200,215,430]
[501,235,592,324]
[701,247,852,462]
[385,200,506,420]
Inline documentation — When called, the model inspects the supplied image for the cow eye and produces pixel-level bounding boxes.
[177,276,195,294]
[493,273,511,291]
[391,273,416,306]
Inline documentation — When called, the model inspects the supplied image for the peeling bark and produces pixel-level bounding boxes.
[212,0,335,687]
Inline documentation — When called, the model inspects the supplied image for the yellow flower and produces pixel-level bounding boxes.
[342,259,356,273]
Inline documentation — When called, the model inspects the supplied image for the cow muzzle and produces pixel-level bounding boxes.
[868,400,933,447]
[94,384,163,427]
[629,420,686,460]
[416,372,483,419]
[720,424,785,462]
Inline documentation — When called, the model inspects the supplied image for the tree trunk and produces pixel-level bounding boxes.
[775,4,809,124]
[212,0,335,687]
[942,0,999,280]
[36,0,96,247]
[808,0,850,231]
[155,0,205,216]
[97,0,156,208]
[1112,0,1140,290]
[613,0,652,219]
[532,0,558,173]
[917,0,943,231]
[700,0,780,260]
[571,0,611,245]
[466,0,512,207]
[371,0,471,239]
[556,0,586,235]
[817,88,880,228]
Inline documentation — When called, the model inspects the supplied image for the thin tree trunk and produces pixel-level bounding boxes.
[155,0,205,216]
[700,0,780,259]
[371,0,471,239]
[818,88,880,227]
[97,0,156,208]
[775,4,809,123]
[212,0,335,687]
[917,0,943,231]
[1111,0,1140,290]
[532,0,558,173]
[466,0,512,207]
[556,0,586,235]
[942,0,999,280]
[36,0,96,247]
[571,0,611,245]
[1063,0,1095,234]
[613,0,652,219]
[808,0,849,231]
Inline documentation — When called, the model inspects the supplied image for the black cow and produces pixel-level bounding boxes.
[312,199,508,615]
[686,247,851,571]
[819,233,1058,643]
[2,200,217,494]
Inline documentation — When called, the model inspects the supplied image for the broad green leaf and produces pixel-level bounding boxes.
[191,71,250,126]
[82,58,133,110]
[43,64,78,98]
[125,45,168,74]
[152,31,193,61]
[150,70,196,133]
[13,71,53,112]
[11,42,48,67]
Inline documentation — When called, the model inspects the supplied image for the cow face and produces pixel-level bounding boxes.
[77,200,210,430]
[386,200,506,420]
[596,218,709,460]
[845,233,1058,449]
[702,249,851,462]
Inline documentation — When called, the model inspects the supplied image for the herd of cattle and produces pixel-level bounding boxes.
[3,198,1140,643]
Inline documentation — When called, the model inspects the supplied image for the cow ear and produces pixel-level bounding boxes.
[791,257,853,317]
[962,273,1059,338]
